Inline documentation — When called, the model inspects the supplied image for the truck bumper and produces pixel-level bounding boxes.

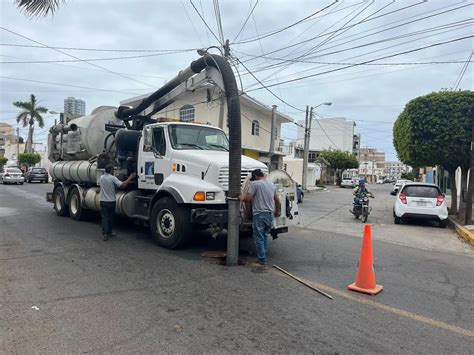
[190,208,228,225]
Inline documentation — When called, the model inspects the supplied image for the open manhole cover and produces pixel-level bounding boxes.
[201,250,227,258]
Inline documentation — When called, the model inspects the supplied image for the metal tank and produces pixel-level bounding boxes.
[83,187,143,217]
[50,106,123,162]
[49,161,98,184]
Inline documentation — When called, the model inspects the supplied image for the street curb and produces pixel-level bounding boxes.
[448,216,474,246]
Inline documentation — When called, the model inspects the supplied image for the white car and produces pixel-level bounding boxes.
[393,183,448,228]
[0,167,25,185]
[341,177,357,188]
[392,179,411,194]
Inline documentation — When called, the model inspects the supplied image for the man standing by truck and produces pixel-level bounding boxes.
[100,165,136,241]
[240,169,281,268]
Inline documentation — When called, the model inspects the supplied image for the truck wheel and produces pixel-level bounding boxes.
[68,187,86,221]
[150,197,191,249]
[53,186,69,217]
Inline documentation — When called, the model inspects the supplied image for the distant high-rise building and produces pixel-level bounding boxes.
[64,97,86,116]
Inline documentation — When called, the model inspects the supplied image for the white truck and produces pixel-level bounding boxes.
[46,54,299,249]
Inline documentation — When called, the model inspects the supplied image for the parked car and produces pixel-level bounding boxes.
[391,179,411,195]
[393,183,448,228]
[296,184,304,203]
[376,180,384,184]
[26,167,49,183]
[0,167,25,184]
[341,177,357,188]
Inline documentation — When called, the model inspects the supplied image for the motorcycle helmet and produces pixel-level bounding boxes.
[358,179,365,185]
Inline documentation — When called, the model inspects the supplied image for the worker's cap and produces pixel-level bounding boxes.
[251,169,265,181]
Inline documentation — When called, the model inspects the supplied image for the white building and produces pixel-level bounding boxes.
[385,161,412,180]
[121,87,293,170]
[297,117,356,153]
[282,158,321,186]
[64,97,86,116]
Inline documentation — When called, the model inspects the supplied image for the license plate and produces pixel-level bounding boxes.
[416,201,426,207]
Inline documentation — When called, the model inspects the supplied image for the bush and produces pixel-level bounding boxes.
[18,153,41,166]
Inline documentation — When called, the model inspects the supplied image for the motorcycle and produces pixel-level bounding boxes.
[350,192,374,223]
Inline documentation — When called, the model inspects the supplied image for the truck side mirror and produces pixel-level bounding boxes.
[143,127,152,152]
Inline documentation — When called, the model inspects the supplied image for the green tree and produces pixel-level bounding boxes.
[13,94,48,153]
[401,171,418,181]
[0,156,7,170]
[15,0,64,17]
[320,150,359,185]
[393,90,473,215]
[18,153,41,167]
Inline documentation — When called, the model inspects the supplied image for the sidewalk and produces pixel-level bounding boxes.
[448,216,474,246]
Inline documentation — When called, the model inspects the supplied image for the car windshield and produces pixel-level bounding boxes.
[402,185,440,198]
[168,125,229,151]
[6,168,21,173]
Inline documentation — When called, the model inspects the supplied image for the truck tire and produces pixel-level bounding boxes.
[68,187,87,221]
[150,197,192,249]
[53,186,69,217]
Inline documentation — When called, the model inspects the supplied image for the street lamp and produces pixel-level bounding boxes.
[302,102,332,190]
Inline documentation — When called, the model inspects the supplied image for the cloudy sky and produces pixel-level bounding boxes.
[0,0,472,160]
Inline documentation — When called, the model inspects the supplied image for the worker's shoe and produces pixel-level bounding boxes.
[103,234,109,241]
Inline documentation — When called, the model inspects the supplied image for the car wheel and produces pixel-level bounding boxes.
[439,220,448,228]
[394,216,401,224]
[20,182,24,185]
[53,186,69,217]
[150,197,192,249]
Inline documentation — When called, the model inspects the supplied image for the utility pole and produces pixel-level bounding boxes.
[465,124,474,225]
[218,40,231,129]
[302,106,310,190]
[16,127,19,162]
[269,105,277,170]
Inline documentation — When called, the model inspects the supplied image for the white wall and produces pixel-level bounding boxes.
[297,117,354,153]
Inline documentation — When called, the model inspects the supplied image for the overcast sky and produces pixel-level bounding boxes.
[0,0,472,160]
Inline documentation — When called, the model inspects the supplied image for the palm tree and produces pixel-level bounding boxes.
[15,0,64,17]
[13,94,48,153]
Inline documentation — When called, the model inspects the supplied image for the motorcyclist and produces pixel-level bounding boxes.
[353,179,374,205]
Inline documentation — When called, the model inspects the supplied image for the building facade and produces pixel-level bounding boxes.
[297,117,356,153]
[64,97,86,116]
[121,87,293,170]
[359,148,386,183]
[384,161,412,181]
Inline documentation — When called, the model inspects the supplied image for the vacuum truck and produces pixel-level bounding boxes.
[46,54,299,249]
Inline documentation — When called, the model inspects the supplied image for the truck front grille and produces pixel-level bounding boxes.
[218,167,267,189]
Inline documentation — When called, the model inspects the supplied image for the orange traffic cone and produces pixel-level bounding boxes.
[347,224,383,295]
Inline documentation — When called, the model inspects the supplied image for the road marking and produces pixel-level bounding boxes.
[272,269,474,338]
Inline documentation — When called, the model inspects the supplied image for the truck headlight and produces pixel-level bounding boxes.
[206,192,215,200]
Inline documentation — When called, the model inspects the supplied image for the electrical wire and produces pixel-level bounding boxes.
[190,0,222,44]
[453,51,473,90]
[0,43,197,53]
[0,26,157,89]
[246,35,474,91]
[232,0,259,43]
[234,1,338,45]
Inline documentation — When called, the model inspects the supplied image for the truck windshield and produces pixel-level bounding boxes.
[168,125,229,151]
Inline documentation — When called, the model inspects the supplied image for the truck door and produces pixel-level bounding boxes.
[138,126,170,190]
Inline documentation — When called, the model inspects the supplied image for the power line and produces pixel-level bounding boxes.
[0,43,197,53]
[239,1,468,74]
[234,1,338,45]
[180,0,206,48]
[190,0,222,44]
[246,35,474,91]
[453,51,473,90]
[0,76,146,95]
[213,0,225,44]
[0,50,200,64]
[233,55,304,113]
[232,0,259,43]
[0,26,157,89]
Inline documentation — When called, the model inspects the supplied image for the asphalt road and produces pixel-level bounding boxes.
[1,182,473,353]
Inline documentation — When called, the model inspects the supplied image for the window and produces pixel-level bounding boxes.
[402,185,440,198]
[179,105,195,122]
[251,120,259,136]
[153,127,166,156]
[168,125,229,151]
